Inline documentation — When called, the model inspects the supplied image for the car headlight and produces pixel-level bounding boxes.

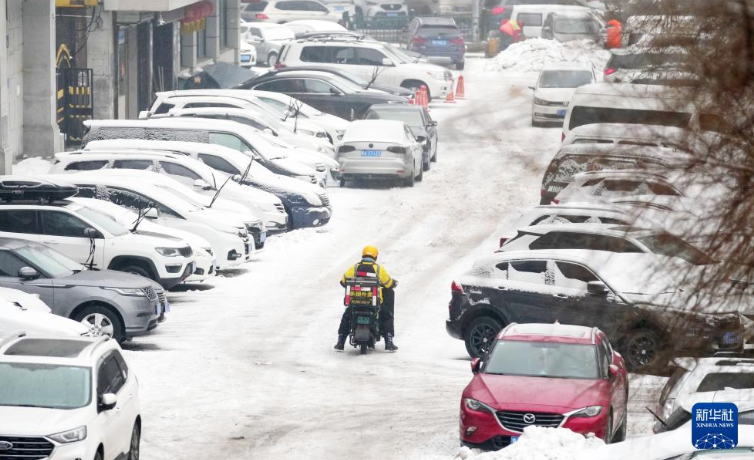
[48,426,87,443]
[336,130,345,140]
[427,70,445,80]
[533,97,550,105]
[464,398,494,412]
[571,406,602,418]
[156,247,183,257]
[203,247,213,257]
[103,287,147,297]
[663,398,676,418]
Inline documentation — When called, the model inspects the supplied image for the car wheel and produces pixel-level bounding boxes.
[404,169,415,187]
[128,423,141,460]
[431,145,437,162]
[75,305,124,343]
[422,153,430,172]
[94,451,103,460]
[622,328,666,373]
[457,60,465,70]
[605,412,613,443]
[267,52,278,67]
[401,80,431,101]
[121,265,152,280]
[416,164,424,181]
[339,178,346,188]
[464,316,502,358]
[613,411,627,443]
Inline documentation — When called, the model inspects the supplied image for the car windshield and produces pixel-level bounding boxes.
[0,363,91,409]
[553,17,599,34]
[366,109,423,127]
[75,206,129,237]
[658,407,692,433]
[696,372,754,392]
[16,245,79,278]
[638,234,717,266]
[382,44,412,64]
[484,340,599,379]
[539,70,593,88]
[155,185,209,209]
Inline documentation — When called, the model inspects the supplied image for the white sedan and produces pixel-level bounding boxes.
[0,295,91,338]
[336,120,424,187]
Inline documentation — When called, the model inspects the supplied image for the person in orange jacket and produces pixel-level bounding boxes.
[499,18,524,51]
[606,19,622,49]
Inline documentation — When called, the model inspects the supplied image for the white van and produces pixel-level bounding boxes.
[561,83,718,139]
[510,4,592,38]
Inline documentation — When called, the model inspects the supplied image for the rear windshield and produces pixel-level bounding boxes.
[696,373,754,392]
[553,17,599,34]
[606,53,686,70]
[243,2,268,12]
[549,154,660,184]
[418,26,460,36]
[539,70,593,88]
[638,234,716,265]
[569,107,692,131]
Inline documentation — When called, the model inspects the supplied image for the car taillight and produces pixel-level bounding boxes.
[387,146,406,154]
[338,145,355,154]
[552,198,560,204]
[451,281,464,294]
[450,37,465,45]
[499,237,508,248]
[561,132,565,142]
[274,61,285,69]
[604,68,616,76]
[412,36,428,44]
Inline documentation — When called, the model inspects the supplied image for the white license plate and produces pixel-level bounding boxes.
[333,5,344,10]
[259,231,267,244]
[556,109,567,117]
[511,436,519,443]
[361,149,382,157]
[432,40,448,46]
[241,55,251,63]
[386,12,399,16]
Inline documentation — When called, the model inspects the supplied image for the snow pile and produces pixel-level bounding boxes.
[484,38,610,73]
[13,157,53,175]
[457,427,605,460]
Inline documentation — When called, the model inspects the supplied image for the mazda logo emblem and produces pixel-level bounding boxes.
[523,413,536,424]
[0,441,13,451]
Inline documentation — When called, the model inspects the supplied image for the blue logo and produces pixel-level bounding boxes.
[692,403,738,449]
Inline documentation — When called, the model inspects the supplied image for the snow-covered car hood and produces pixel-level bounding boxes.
[534,87,578,103]
[247,168,324,205]
[0,306,90,337]
[0,406,92,437]
[554,33,600,43]
[0,287,50,312]
[60,269,157,289]
[189,207,250,232]
[118,230,189,251]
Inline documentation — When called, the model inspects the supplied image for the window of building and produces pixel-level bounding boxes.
[198,27,208,59]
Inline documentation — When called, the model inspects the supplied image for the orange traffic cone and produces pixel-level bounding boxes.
[444,88,456,104]
[456,75,465,99]
[420,85,429,108]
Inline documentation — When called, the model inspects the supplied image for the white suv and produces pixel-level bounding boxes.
[354,0,408,21]
[0,178,196,290]
[278,38,453,100]
[0,334,141,460]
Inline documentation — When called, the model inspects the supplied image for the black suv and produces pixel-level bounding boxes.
[446,249,748,372]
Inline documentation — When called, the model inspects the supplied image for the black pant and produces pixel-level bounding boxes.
[338,288,395,337]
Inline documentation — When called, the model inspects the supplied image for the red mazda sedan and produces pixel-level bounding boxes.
[459,323,629,450]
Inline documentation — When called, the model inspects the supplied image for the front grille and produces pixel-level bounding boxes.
[381,3,402,10]
[537,100,567,107]
[142,286,158,302]
[496,411,564,433]
[0,436,54,460]
[178,246,193,258]
[375,10,406,16]
[318,193,330,208]
[274,203,285,213]
[491,436,513,450]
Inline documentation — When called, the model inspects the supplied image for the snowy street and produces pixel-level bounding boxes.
[123,57,662,460]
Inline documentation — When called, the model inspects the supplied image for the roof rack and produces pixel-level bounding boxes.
[0,178,78,203]
[0,331,27,349]
[82,335,111,359]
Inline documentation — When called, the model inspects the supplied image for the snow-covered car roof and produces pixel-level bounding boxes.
[515,223,658,237]
[342,120,411,144]
[679,388,754,413]
[501,322,597,344]
[541,61,595,72]
[553,142,686,164]
[572,82,692,100]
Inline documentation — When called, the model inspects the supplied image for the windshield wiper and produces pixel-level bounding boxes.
[646,406,669,429]
[131,204,155,232]
[366,66,385,90]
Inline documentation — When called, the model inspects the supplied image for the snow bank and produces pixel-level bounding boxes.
[13,157,53,175]
[457,427,605,460]
[484,38,610,73]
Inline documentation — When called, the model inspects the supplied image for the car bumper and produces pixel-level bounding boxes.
[532,103,568,123]
[185,253,215,283]
[157,261,195,290]
[446,319,463,340]
[122,296,161,337]
[45,439,99,460]
[339,158,413,179]
[410,47,465,62]
[290,205,331,229]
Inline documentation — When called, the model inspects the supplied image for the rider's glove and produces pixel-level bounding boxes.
[391,279,398,288]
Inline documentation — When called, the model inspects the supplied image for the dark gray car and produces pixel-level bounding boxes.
[0,238,162,343]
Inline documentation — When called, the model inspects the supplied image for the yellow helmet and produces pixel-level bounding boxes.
[362,245,379,259]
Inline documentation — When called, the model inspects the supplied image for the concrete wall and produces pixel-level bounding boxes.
[87,10,117,120]
[3,0,24,171]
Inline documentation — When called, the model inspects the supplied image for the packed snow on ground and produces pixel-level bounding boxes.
[484,38,610,73]
[13,157,53,175]
[456,427,606,460]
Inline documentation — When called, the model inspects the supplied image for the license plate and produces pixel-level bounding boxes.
[556,109,567,117]
[259,231,267,244]
[361,149,381,157]
[723,332,740,345]
[241,55,251,63]
[357,316,371,325]
[155,302,162,315]
[386,12,399,16]
[511,436,519,443]
[432,40,448,46]
[164,300,170,313]
[333,5,344,10]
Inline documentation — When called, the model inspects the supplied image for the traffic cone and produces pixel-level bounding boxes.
[420,85,429,108]
[444,88,456,104]
[456,75,465,99]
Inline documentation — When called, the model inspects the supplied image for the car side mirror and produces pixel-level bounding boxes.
[84,227,100,239]
[470,357,481,374]
[416,135,427,143]
[99,393,117,411]
[194,179,212,190]
[144,208,159,219]
[587,281,609,296]
[330,88,341,96]
[528,85,535,90]
[18,267,40,281]
[608,364,619,379]
[429,120,437,127]
[381,57,394,67]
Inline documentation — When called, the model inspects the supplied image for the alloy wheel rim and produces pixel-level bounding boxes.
[470,324,496,356]
[628,336,656,367]
[131,426,139,459]
[81,313,114,338]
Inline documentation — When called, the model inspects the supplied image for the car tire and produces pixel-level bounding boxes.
[416,164,424,181]
[457,60,465,70]
[404,169,415,187]
[613,411,627,443]
[128,423,141,460]
[267,52,278,67]
[622,328,667,373]
[121,264,152,281]
[422,154,430,172]
[431,146,437,162]
[74,305,125,343]
[339,178,346,188]
[464,316,502,358]
[605,412,613,443]
[94,451,103,460]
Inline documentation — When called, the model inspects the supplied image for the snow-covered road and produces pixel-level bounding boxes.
[124,58,664,460]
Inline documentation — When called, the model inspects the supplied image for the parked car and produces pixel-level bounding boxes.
[655,357,754,428]
[276,37,454,100]
[51,150,282,238]
[363,103,437,169]
[81,140,332,230]
[337,120,424,187]
[0,294,92,338]
[239,39,258,68]
[0,334,141,459]
[0,238,162,342]
[509,4,592,38]
[541,10,603,43]
[241,0,336,24]
[0,177,195,290]
[353,0,408,23]
[530,62,595,126]
[58,172,253,270]
[285,18,349,36]
[240,70,408,120]
[243,22,296,67]
[261,65,414,97]
[446,250,749,370]
[540,143,681,204]
[406,17,465,69]
[657,388,754,433]
[604,47,687,84]
[460,323,628,450]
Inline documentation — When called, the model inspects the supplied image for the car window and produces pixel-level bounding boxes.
[517,13,542,26]
[301,46,333,63]
[113,159,153,170]
[597,342,609,377]
[508,260,548,285]
[303,79,337,94]
[111,350,128,381]
[208,132,250,153]
[305,1,328,12]
[646,181,680,196]
[568,107,692,132]
[97,354,125,396]
[107,187,183,219]
[696,373,754,392]
[275,1,299,10]
[229,115,267,131]
[183,102,240,109]
[356,48,387,66]
[554,261,599,291]
[198,154,242,175]
[255,79,303,93]
[638,234,715,265]
[601,180,640,192]
[333,46,357,64]
[160,162,202,181]
[0,210,38,234]
[243,1,268,12]
[39,211,93,238]
[64,160,108,171]
[0,251,28,277]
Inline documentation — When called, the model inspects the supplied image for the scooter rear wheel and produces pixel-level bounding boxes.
[360,343,368,355]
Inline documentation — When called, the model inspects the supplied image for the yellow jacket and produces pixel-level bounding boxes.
[340,260,395,291]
